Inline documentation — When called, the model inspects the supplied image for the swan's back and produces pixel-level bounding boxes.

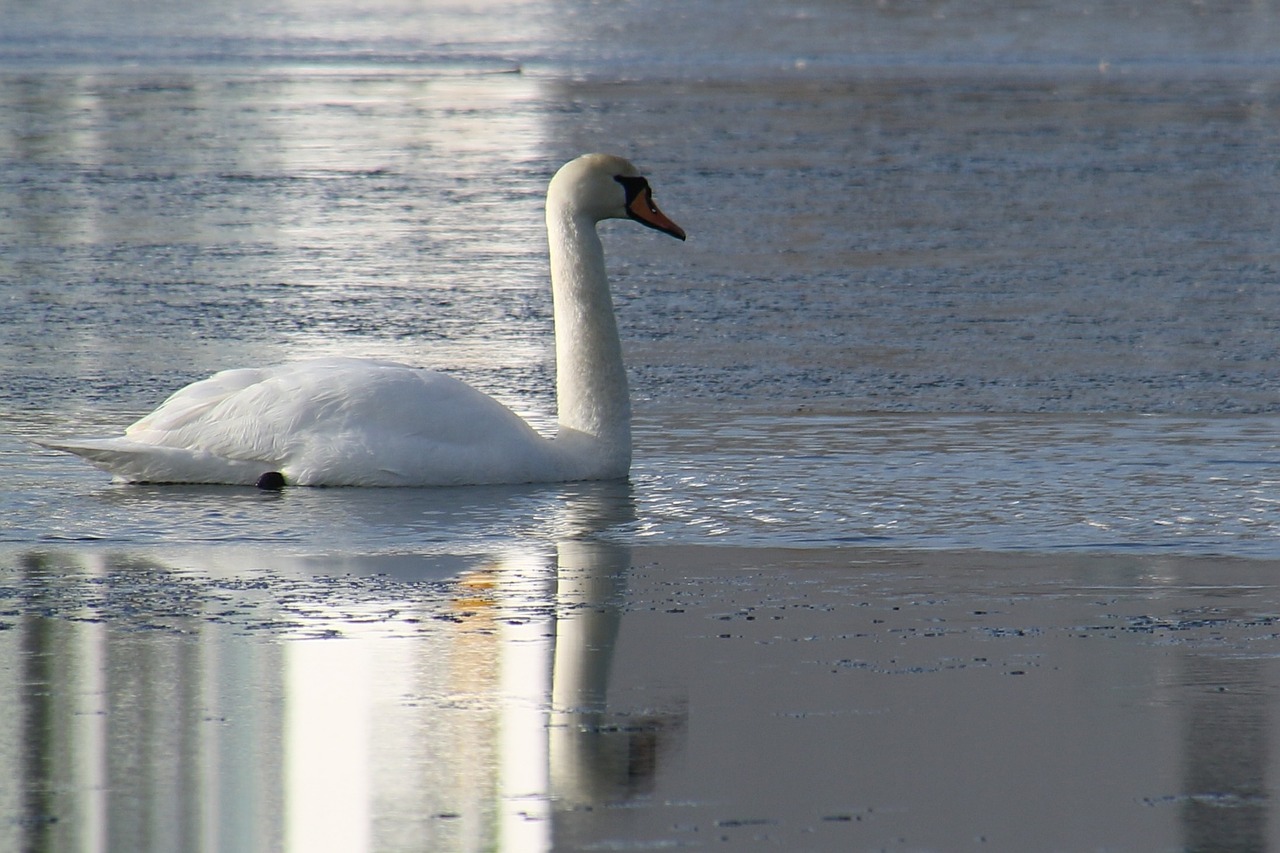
[47,358,561,486]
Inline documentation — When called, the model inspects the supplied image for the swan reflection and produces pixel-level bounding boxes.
[0,481,678,853]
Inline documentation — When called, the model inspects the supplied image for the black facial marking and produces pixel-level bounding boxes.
[614,174,650,205]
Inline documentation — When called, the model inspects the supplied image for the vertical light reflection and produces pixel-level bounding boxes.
[0,76,104,248]
[204,622,286,853]
[284,638,372,853]
[251,71,560,425]
[8,67,559,421]
[259,73,551,295]
[1,479,645,851]
[75,574,108,853]
[496,552,556,853]
[2,552,287,851]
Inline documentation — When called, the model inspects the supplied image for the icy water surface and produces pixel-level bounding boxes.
[6,0,1280,850]
[5,412,1280,556]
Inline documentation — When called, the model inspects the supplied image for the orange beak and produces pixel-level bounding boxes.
[627,187,687,241]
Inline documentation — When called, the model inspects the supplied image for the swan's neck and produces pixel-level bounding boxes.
[547,207,631,472]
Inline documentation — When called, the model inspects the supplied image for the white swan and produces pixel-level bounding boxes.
[40,153,685,488]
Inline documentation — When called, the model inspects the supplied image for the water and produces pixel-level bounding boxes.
[6,413,1280,556]
[6,1,1280,850]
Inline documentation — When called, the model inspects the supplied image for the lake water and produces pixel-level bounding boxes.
[5,1,1280,850]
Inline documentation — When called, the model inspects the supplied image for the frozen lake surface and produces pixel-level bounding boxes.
[5,0,1280,850]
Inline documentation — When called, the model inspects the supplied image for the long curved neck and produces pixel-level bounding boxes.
[547,205,631,469]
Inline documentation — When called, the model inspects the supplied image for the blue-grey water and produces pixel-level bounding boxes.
[5,2,1280,851]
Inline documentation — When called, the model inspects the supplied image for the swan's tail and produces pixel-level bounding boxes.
[37,438,267,486]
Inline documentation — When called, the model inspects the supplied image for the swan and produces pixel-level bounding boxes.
[39,153,685,488]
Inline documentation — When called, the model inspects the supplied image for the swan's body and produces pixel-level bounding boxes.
[41,154,685,487]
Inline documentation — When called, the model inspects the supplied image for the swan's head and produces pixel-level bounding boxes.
[549,153,686,240]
